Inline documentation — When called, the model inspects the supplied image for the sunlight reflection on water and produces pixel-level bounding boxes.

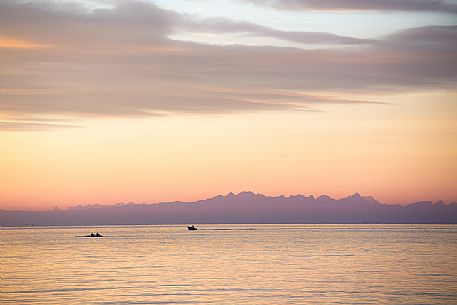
[2,224,457,304]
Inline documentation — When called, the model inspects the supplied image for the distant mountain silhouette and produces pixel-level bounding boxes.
[1,192,456,226]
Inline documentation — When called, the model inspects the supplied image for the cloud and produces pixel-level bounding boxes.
[0,121,79,131]
[380,25,457,50]
[0,38,51,49]
[182,17,374,45]
[0,0,179,48]
[0,0,456,128]
[0,0,371,50]
[245,0,457,14]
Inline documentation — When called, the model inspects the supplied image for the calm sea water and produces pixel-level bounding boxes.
[2,224,457,304]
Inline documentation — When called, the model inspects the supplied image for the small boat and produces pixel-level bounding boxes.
[85,232,103,237]
[187,225,197,231]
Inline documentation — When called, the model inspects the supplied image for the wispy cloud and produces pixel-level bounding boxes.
[245,0,457,14]
[181,17,374,45]
[0,121,79,131]
[380,25,457,50]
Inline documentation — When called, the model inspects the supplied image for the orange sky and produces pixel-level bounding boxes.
[2,90,456,210]
[1,0,456,210]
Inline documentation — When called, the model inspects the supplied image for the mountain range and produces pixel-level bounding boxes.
[1,192,456,226]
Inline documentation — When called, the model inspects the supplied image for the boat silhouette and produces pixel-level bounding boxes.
[83,232,103,237]
[187,225,197,231]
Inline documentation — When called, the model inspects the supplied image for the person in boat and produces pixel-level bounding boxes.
[85,232,102,237]
[187,225,197,230]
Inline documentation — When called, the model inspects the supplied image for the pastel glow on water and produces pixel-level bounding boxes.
[2,224,457,304]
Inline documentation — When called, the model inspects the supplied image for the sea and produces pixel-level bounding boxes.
[2,224,457,304]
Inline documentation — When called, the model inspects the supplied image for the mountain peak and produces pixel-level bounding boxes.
[349,192,362,199]
[237,191,256,197]
[317,195,332,201]
[435,200,445,207]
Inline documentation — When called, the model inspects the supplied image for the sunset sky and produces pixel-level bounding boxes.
[1,0,456,210]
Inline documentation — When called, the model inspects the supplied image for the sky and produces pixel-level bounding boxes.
[1,0,456,210]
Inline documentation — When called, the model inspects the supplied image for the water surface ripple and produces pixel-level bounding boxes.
[2,224,457,304]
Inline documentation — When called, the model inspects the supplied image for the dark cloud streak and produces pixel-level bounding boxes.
[246,0,457,14]
[182,17,373,45]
